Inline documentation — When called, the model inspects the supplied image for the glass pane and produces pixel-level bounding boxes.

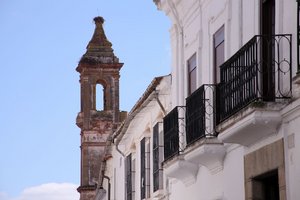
[189,68,197,94]
[214,26,224,84]
[215,42,224,83]
[188,54,197,95]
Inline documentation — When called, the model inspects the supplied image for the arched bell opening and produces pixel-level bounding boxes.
[95,84,105,111]
[93,79,110,111]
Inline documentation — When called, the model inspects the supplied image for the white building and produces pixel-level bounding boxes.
[99,0,300,200]
[101,75,171,200]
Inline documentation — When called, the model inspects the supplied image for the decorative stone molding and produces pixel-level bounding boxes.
[152,189,165,199]
[292,74,300,98]
[292,73,300,85]
[163,155,198,186]
[218,109,282,146]
[244,139,286,200]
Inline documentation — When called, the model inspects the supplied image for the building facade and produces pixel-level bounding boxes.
[152,0,300,200]
[108,75,171,200]
[76,0,300,200]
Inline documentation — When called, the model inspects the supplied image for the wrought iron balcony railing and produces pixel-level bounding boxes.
[186,84,217,146]
[163,106,186,161]
[217,34,292,124]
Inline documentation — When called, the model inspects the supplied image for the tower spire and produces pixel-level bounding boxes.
[76,16,124,200]
[78,16,119,66]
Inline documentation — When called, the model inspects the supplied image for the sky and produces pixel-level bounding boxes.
[0,1,170,199]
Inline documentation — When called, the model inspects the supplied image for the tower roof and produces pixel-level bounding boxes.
[79,16,120,65]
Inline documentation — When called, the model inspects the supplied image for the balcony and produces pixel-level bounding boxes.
[163,87,225,179]
[162,34,292,178]
[216,34,292,146]
[163,106,186,161]
[184,85,225,173]
[163,106,199,185]
[186,84,217,146]
[163,85,219,156]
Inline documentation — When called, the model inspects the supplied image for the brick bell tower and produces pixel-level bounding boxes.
[76,16,123,200]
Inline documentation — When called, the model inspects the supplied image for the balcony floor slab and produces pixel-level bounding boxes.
[218,109,282,146]
[184,138,226,174]
[163,155,198,186]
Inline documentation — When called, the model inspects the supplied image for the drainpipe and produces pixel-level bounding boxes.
[95,186,106,200]
[95,159,111,200]
[155,92,166,115]
[95,135,112,200]
[103,176,111,200]
[114,124,126,157]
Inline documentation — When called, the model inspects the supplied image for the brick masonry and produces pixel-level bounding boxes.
[76,16,124,200]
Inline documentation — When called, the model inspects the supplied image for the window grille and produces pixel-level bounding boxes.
[125,154,135,200]
[153,123,164,192]
[140,139,146,199]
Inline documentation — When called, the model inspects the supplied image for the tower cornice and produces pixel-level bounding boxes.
[76,62,123,73]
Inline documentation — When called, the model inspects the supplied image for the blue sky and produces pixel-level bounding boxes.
[0,0,170,199]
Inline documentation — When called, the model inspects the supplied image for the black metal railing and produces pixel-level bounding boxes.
[217,34,292,124]
[163,106,185,161]
[186,84,217,146]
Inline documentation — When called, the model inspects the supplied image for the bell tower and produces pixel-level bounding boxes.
[76,16,123,200]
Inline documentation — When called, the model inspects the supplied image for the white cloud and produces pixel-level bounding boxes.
[0,192,10,200]
[2,183,79,200]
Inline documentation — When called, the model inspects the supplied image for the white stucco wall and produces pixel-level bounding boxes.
[282,98,300,200]
[105,0,299,199]
[154,0,299,200]
[108,76,171,200]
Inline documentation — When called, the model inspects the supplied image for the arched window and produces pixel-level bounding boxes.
[96,84,104,111]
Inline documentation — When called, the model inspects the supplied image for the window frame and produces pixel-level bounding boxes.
[152,122,164,193]
[141,137,151,199]
[213,25,225,84]
[125,154,135,200]
[187,53,197,96]
[140,138,146,199]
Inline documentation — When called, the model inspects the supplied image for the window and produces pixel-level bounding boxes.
[140,139,146,199]
[96,84,104,110]
[141,138,150,199]
[145,140,150,198]
[188,54,197,95]
[213,26,225,84]
[126,154,135,200]
[153,123,164,192]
